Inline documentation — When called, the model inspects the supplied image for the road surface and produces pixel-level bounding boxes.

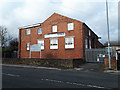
[2,65,119,89]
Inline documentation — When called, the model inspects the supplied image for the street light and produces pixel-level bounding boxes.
[106,0,112,69]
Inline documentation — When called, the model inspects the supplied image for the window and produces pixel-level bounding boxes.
[38,28,42,34]
[26,29,30,35]
[89,30,91,36]
[26,43,30,50]
[38,39,44,50]
[89,39,91,49]
[85,38,88,49]
[52,25,57,32]
[50,38,58,49]
[68,22,74,30]
[65,37,74,49]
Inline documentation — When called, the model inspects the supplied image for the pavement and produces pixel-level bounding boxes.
[2,64,119,89]
[76,63,104,72]
[75,63,120,74]
[2,63,120,75]
[2,64,62,70]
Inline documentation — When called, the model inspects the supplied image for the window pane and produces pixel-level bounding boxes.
[26,29,30,35]
[52,25,57,32]
[38,40,44,49]
[26,43,29,50]
[89,30,91,36]
[65,37,74,48]
[51,38,58,45]
[50,38,58,49]
[89,39,91,49]
[38,28,42,34]
[85,38,88,49]
[68,22,74,30]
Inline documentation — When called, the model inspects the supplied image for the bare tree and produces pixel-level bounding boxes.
[0,26,13,47]
[9,38,18,47]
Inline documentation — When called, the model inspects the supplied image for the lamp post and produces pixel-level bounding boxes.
[106,0,111,69]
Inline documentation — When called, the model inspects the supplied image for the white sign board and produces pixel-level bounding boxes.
[29,44,41,58]
[30,44,41,51]
[44,32,65,38]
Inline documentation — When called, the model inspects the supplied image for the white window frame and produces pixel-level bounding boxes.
[89,30,91,36]
[38,28,42,35]
[38,39,44,50]
[26,43,30,50]
[89,39,91,49]
[65,36,74,49]
[50,38,58,49]
[26,29,30,35]
[68,22,74,31]
[52,25,57,32]
[85,38,88,49]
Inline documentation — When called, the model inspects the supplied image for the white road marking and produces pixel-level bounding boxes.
[2,73,20,77]
[41,78,110,89]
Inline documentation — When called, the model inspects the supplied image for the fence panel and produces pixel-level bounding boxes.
[85,48,107,63]
[2,51,18,58]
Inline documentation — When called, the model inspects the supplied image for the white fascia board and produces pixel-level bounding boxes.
[19,23,41,29]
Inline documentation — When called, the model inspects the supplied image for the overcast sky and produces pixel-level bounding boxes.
[0,0,118,44]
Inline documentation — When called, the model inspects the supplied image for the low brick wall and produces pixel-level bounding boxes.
[2,58,85,68]
[104,57,116,70]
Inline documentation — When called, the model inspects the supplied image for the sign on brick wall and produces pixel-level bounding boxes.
[30,44,41,51]
[44,32,65,38]
[30,44,41,58]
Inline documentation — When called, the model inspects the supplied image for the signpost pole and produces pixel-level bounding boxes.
[40,51,41,58]
[106,0,111,69]
[29,50,31,58]
[40,44,41,58]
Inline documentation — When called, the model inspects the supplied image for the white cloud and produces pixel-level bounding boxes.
[0,0,118,44]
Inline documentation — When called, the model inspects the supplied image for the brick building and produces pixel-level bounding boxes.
[18,13,103,59]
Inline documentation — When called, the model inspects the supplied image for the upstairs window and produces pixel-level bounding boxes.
[85,38,88,49]
[89,30,91,36]
[38,28,42,35]
[52,25,57,32]
[65,37,74,49]
[26,29,30,35]
[50,38,58,49]
[38,39,44,50]
[68,22,74,30]
[89,39,91,49]
[26,43,30,50]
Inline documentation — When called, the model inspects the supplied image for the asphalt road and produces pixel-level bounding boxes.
[2,65,119,89]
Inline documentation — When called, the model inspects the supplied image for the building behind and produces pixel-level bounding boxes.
[18,13,103,59]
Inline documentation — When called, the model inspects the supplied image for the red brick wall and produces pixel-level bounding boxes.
[83,23,103,49]
[97,41,104,48]
[19,13,84,59]
[18,13,103,59]
[104,57,116,67]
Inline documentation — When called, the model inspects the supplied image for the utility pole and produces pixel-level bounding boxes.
[106,0,111,69]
